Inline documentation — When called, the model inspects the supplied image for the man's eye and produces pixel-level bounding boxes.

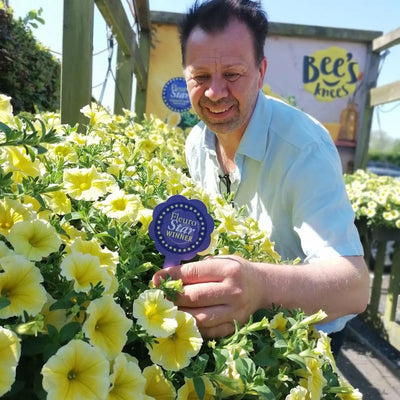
[224,73,240,82]
[193,75,209,84]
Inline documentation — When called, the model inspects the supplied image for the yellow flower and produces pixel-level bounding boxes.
[80,102,112,126]
[95,190,141,223]
[0,197,35,236]
[138,208,154,235]
[337,378,363,400]
[83,295,132,359]
[3,146,44,182]
[41,339,110,400]
[285,385,308,400]
[0,241,13,259]
[40,293,69,333]
[63,165,108,201]
[59,222,87,246]
[314,331,336,371]
[69,237,118,273]
[299,357,327,400]
[108,353,146,400]
[166,112,181,127]
[143,364,176,400]
[0,254,47,318]
[176,376,216,400]
[0,93,13,124]
[68,237,119,294]
[7,219,62,261]
[215,204,248,237]
[22,195,52,220]
[45,190,72,214]
[269,312,287,336]
[132,289,178,338]
[0,326,21,397]
[60,251,112,293]
[148,310,203,371]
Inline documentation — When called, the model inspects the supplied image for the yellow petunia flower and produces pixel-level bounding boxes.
[269,312,287,336]
[0,254,47,318]
[214,204,248,237]
[60,251,112,293]
[3,146,44,182]
[148,310,203,371]
[0,93,14,124]
[0,326,21,397]
[45,190,72,215]
[132,289,178,338]
[285,385,308,400]
[108,353,146,400]
[82,295,132,359]
[41,339,110,400]
[63,165,109,201]
[7,219,62,261]
[143,364,176,400]
[176,376,216,400]
[94,189,142,224]
[0,197,36,236]
[299,357,327,400]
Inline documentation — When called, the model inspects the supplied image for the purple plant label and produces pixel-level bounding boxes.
[149,195,214,268]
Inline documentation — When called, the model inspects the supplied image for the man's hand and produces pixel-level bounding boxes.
[152,255,262,338]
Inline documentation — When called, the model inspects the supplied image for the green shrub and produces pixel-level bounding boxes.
[0,5,60,114]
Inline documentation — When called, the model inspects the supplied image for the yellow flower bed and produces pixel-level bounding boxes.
[0,95,361,399]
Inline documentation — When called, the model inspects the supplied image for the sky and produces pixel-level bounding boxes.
[9,0,400,139]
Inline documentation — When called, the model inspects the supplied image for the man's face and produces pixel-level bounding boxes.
[184,18,267,138]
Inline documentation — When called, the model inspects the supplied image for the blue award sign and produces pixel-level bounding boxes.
[149,195,214,268]
[162,77,191,112]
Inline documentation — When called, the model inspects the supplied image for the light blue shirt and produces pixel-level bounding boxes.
[185,92,363,333]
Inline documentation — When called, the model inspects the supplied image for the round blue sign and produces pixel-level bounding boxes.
[149,195,214,268]
[162,77,191,112]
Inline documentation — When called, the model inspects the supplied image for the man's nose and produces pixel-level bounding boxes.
[204,75,228,102]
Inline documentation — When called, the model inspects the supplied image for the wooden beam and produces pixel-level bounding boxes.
[134,0,151,31]
[373,27,400,52]
[114,47,133,114]
[370,80,400,106]
[61,0,94,127]
[95,0,136,56]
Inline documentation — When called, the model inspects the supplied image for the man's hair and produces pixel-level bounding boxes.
[179,0,269,66]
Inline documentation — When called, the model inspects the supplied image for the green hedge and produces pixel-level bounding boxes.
[0,5,60,114]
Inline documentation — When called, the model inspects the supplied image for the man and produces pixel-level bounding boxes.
[153,0,369,354]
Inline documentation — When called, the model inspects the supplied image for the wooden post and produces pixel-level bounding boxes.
[114,47,133,114]
[61,0,94,127]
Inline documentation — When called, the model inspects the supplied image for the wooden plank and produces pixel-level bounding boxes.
[134,0,151,31]
[373,27,400,52]
[369,240,387,317]
[114,47,133,114]
[61,0,94,127]
[370,80,400,106]
[134,30,150,119]
[95,0,136,56]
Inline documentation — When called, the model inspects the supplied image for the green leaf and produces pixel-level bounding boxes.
[59,322,82,344]
[0,296,11,310]
[193,376,206,400]
[252,384,276,400]
[0,121,11,135]
[253,346,279,368]
[287,353,307,369]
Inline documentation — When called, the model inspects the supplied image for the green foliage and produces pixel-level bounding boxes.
[0,6,60,114]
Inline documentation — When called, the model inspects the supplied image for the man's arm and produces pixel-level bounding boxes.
[152,254,369,338]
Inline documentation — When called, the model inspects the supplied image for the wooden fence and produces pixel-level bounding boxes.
[361,26,400,350]
[61,0,150,127]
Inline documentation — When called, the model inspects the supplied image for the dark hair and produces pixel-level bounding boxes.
[179,0,269,66]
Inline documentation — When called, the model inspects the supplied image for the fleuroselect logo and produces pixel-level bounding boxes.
[303,46,361,102]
